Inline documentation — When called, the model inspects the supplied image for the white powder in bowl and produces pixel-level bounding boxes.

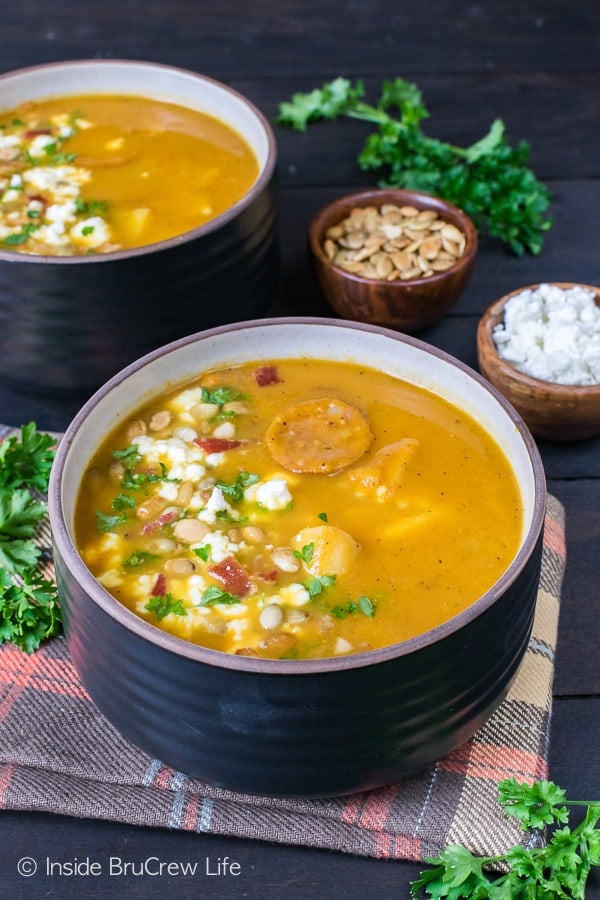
[492,283,600,385]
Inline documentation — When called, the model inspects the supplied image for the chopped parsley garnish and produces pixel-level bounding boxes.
[331,596,376,619]
[216,471,260,502]
[318,512,328,522]
[112,493,136,511]
[81,225,95,237]
[200,385,247,407]
[193,545,211,562]
[95,510,127,533]
[75,198,108,216]
[198,586,240,607]
[123,550,160,568]
[112,445,142,463]
[145,593,187,621]
[293,542,315,564]
[305,574,336,598]
[112,446,177,490]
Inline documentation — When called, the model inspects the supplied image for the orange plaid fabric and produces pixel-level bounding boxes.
[0,425,565,860]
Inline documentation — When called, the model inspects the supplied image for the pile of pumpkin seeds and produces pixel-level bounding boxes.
[322,204,467,281]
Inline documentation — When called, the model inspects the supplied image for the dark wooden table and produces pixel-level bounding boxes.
[2,2,599,897]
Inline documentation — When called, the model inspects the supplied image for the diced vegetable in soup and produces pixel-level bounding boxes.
[0,95,258,255]
[75,359,523,659]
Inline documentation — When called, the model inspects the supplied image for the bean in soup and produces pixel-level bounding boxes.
[75,359,523,659]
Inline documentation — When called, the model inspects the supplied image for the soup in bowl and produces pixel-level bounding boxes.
[49,318,546,797]
[0,60,278,393]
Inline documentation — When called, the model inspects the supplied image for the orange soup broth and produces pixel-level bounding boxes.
[0,94,259,250]
[75,359,524,659]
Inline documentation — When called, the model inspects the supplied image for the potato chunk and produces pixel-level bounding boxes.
[293,525,361,577]
[266,397,372,474]
[348,438,419,499]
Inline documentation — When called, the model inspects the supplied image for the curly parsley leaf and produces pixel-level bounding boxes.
[0,424,62,652]
[0,422,56,492]
[0,567,61,653]
[410,779,600,899]
[145,593,188,621]
[278,76,552,255]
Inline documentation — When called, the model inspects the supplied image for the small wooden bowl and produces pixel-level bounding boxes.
[308,188,478,332]
[477,283,600,442]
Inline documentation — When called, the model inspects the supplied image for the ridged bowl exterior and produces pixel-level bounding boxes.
[49,318,546,798]
[0,61,279,395]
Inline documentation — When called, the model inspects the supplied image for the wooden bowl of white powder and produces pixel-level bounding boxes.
[477,282,600,441]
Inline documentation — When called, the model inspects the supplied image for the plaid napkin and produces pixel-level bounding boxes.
[0,426,565,861]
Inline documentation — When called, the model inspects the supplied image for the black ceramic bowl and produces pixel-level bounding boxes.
[48,318,546,798]
[0,60,278,396]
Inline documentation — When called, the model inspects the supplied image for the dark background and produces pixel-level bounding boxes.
[1,2,599,897]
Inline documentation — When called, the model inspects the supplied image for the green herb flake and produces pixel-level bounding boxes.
[81,226,95,237]
[112,493,136,511]
[2,232,30,246]
[293,542,315,564]
[305,574,336,598]
[198,585,240,607]
[145,593,187,621]
[318,512,328,522]
[200,385,247,407]
[75,198,108,216]
[123,550,161,568]
[358,596,376,618]
[95,510,127,533]
[216,471,260,502]
[193,545,211,562]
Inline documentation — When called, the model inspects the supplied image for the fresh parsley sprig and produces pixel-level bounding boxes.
[277,76,552,255]
[0,423,62,652]
[411,778,600,898]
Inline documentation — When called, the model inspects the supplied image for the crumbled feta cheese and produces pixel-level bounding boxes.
[45,200,77,224]
[28,133,56,157]
[23,165,90,198]
[69,215,111,248]
[198,486,238,525]
[157,482,180,502]
[493,283,600,385]
[173,426,198,443]
[170,387,205,413]
[34,222,70,247]
[9,174,23,188]
[197,529,240,563]
[244,478,292,510]
[279,583,311,607]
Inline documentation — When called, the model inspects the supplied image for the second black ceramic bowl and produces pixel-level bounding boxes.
[0,60,278,395]
[48,318,546,798]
